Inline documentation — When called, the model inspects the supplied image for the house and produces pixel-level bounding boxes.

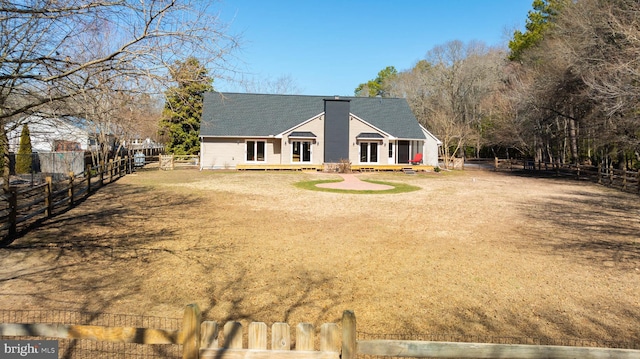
[124,137,164,151]
[199,92,441,170]
[6,115,95,175]
[7,115,91,153]
[7,115,123,155]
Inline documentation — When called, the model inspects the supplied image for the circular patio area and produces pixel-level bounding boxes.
[315,174,394,191]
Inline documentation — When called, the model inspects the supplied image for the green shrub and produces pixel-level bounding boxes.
[16,124,32,174]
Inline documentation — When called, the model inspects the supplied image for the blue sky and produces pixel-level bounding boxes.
[213,0,533,96]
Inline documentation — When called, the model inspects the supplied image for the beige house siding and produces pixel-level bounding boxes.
[271,140,282,163]
[420,126,441,167]
[348,115,389,165]
[200,137,282,169]
[200,137,243,169]
[281,114,324,164]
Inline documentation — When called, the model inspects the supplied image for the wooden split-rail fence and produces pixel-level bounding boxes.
[0,156,134,239]
[159,154,200,170]
[1,304,639,359]
[493,157,640,193]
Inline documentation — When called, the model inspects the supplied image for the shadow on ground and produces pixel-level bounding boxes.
[520,189,640,270]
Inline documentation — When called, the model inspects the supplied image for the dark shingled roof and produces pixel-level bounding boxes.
[289,131,316,138]
[356,132,384,139]
[200,92,425,140]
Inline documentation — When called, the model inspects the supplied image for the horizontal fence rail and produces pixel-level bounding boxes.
[0,323,181,344]
[356,340,640,359]
[0,308,182,358]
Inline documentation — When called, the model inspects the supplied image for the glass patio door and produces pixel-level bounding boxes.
[292,141,311,162]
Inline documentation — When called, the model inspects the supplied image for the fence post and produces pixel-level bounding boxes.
[86,165,91,195]
[576,163,580,180]
[68,172,75,206]
[623,169,628,190]
[109,159,114,183]
[598,162,603,184]
[8,187,17,238]
[44,177,53,217]
[99,161,104,187]
[182,304,201,359]
[609,164,614,185]
[342,310,356,359]
[494,157,498,171]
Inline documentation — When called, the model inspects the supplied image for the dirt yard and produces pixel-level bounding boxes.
[0,168,638,344]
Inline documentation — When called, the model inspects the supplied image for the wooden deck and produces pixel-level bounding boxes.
[236,164,435,172]
[237,164,324,171]
[351,164,434,172]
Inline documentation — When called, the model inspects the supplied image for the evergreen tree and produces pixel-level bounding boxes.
[508,0,567,61]
[159,57,213,155]
[16,124,33,174]
[354,66,398,97]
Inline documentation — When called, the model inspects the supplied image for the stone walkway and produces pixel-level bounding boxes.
[315,173,394,191]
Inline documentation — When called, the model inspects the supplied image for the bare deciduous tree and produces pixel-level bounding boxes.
[240,74,303,95]
[0,0,239,187]
[388,41,505,168]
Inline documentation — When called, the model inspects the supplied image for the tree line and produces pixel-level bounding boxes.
[356,0,640,170]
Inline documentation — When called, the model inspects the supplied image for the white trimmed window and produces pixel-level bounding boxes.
[359,142,379,163]
[292,141,312,163]
[246,140,266,162]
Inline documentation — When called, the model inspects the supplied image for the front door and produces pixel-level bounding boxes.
[398,140,410,164]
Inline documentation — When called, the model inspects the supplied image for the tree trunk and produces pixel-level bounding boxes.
[1,128,10,192]
[546,141,554,165]
[568,113,579,164]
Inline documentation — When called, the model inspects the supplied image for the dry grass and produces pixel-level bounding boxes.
[0,168,638,343]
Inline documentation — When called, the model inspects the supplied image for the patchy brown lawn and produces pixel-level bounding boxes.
[0,168,638,343]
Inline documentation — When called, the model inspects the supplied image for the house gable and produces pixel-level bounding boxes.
[348,114,393,139]
[276,113,324,138]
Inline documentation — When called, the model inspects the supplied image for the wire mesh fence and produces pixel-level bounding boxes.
[0,309,183,359]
